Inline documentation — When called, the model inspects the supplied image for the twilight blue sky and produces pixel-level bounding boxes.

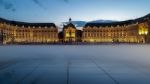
[0,0,150,24]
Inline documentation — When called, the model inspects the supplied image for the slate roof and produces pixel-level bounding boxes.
[0,18,56,28]
[63,23,76,29]
[84,20,134,27]
[84,13,150,28]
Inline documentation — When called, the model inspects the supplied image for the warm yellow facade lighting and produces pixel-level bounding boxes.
[138,23,149,35]
[90,39,94,42]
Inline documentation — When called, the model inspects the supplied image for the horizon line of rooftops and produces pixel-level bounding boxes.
[0,13,150,28]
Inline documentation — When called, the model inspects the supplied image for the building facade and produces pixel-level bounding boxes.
[63,18,77,42]
[0,14,150,44]
[82,22,149,43]
[0,19,58,44]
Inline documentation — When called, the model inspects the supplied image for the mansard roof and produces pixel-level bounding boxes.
[84,13,150,28]
[0,18,56,28]
[84,20,134,27]
[63,23,76,29]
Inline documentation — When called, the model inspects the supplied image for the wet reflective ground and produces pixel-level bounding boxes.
[0,45,150,84]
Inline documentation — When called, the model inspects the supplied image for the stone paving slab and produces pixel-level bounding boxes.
[0,45,150,84]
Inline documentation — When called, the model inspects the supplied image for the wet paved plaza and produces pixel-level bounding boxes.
[0,45,150,84]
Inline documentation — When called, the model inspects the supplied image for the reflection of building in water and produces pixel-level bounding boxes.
[0,14,150,44]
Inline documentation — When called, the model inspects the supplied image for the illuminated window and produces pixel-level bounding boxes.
[71,32,75,37]
[139,23,149,35]
[90,39,94,42]
[66,33,70,37]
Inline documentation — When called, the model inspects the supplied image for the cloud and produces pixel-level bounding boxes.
[32,0,47,9]
[0,0,16,12]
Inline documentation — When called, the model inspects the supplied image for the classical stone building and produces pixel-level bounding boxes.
[0,18,58,44]
[82,18,150,43]
[0,14,150,44]
[61,18,82,43]
[63,18,77,42]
